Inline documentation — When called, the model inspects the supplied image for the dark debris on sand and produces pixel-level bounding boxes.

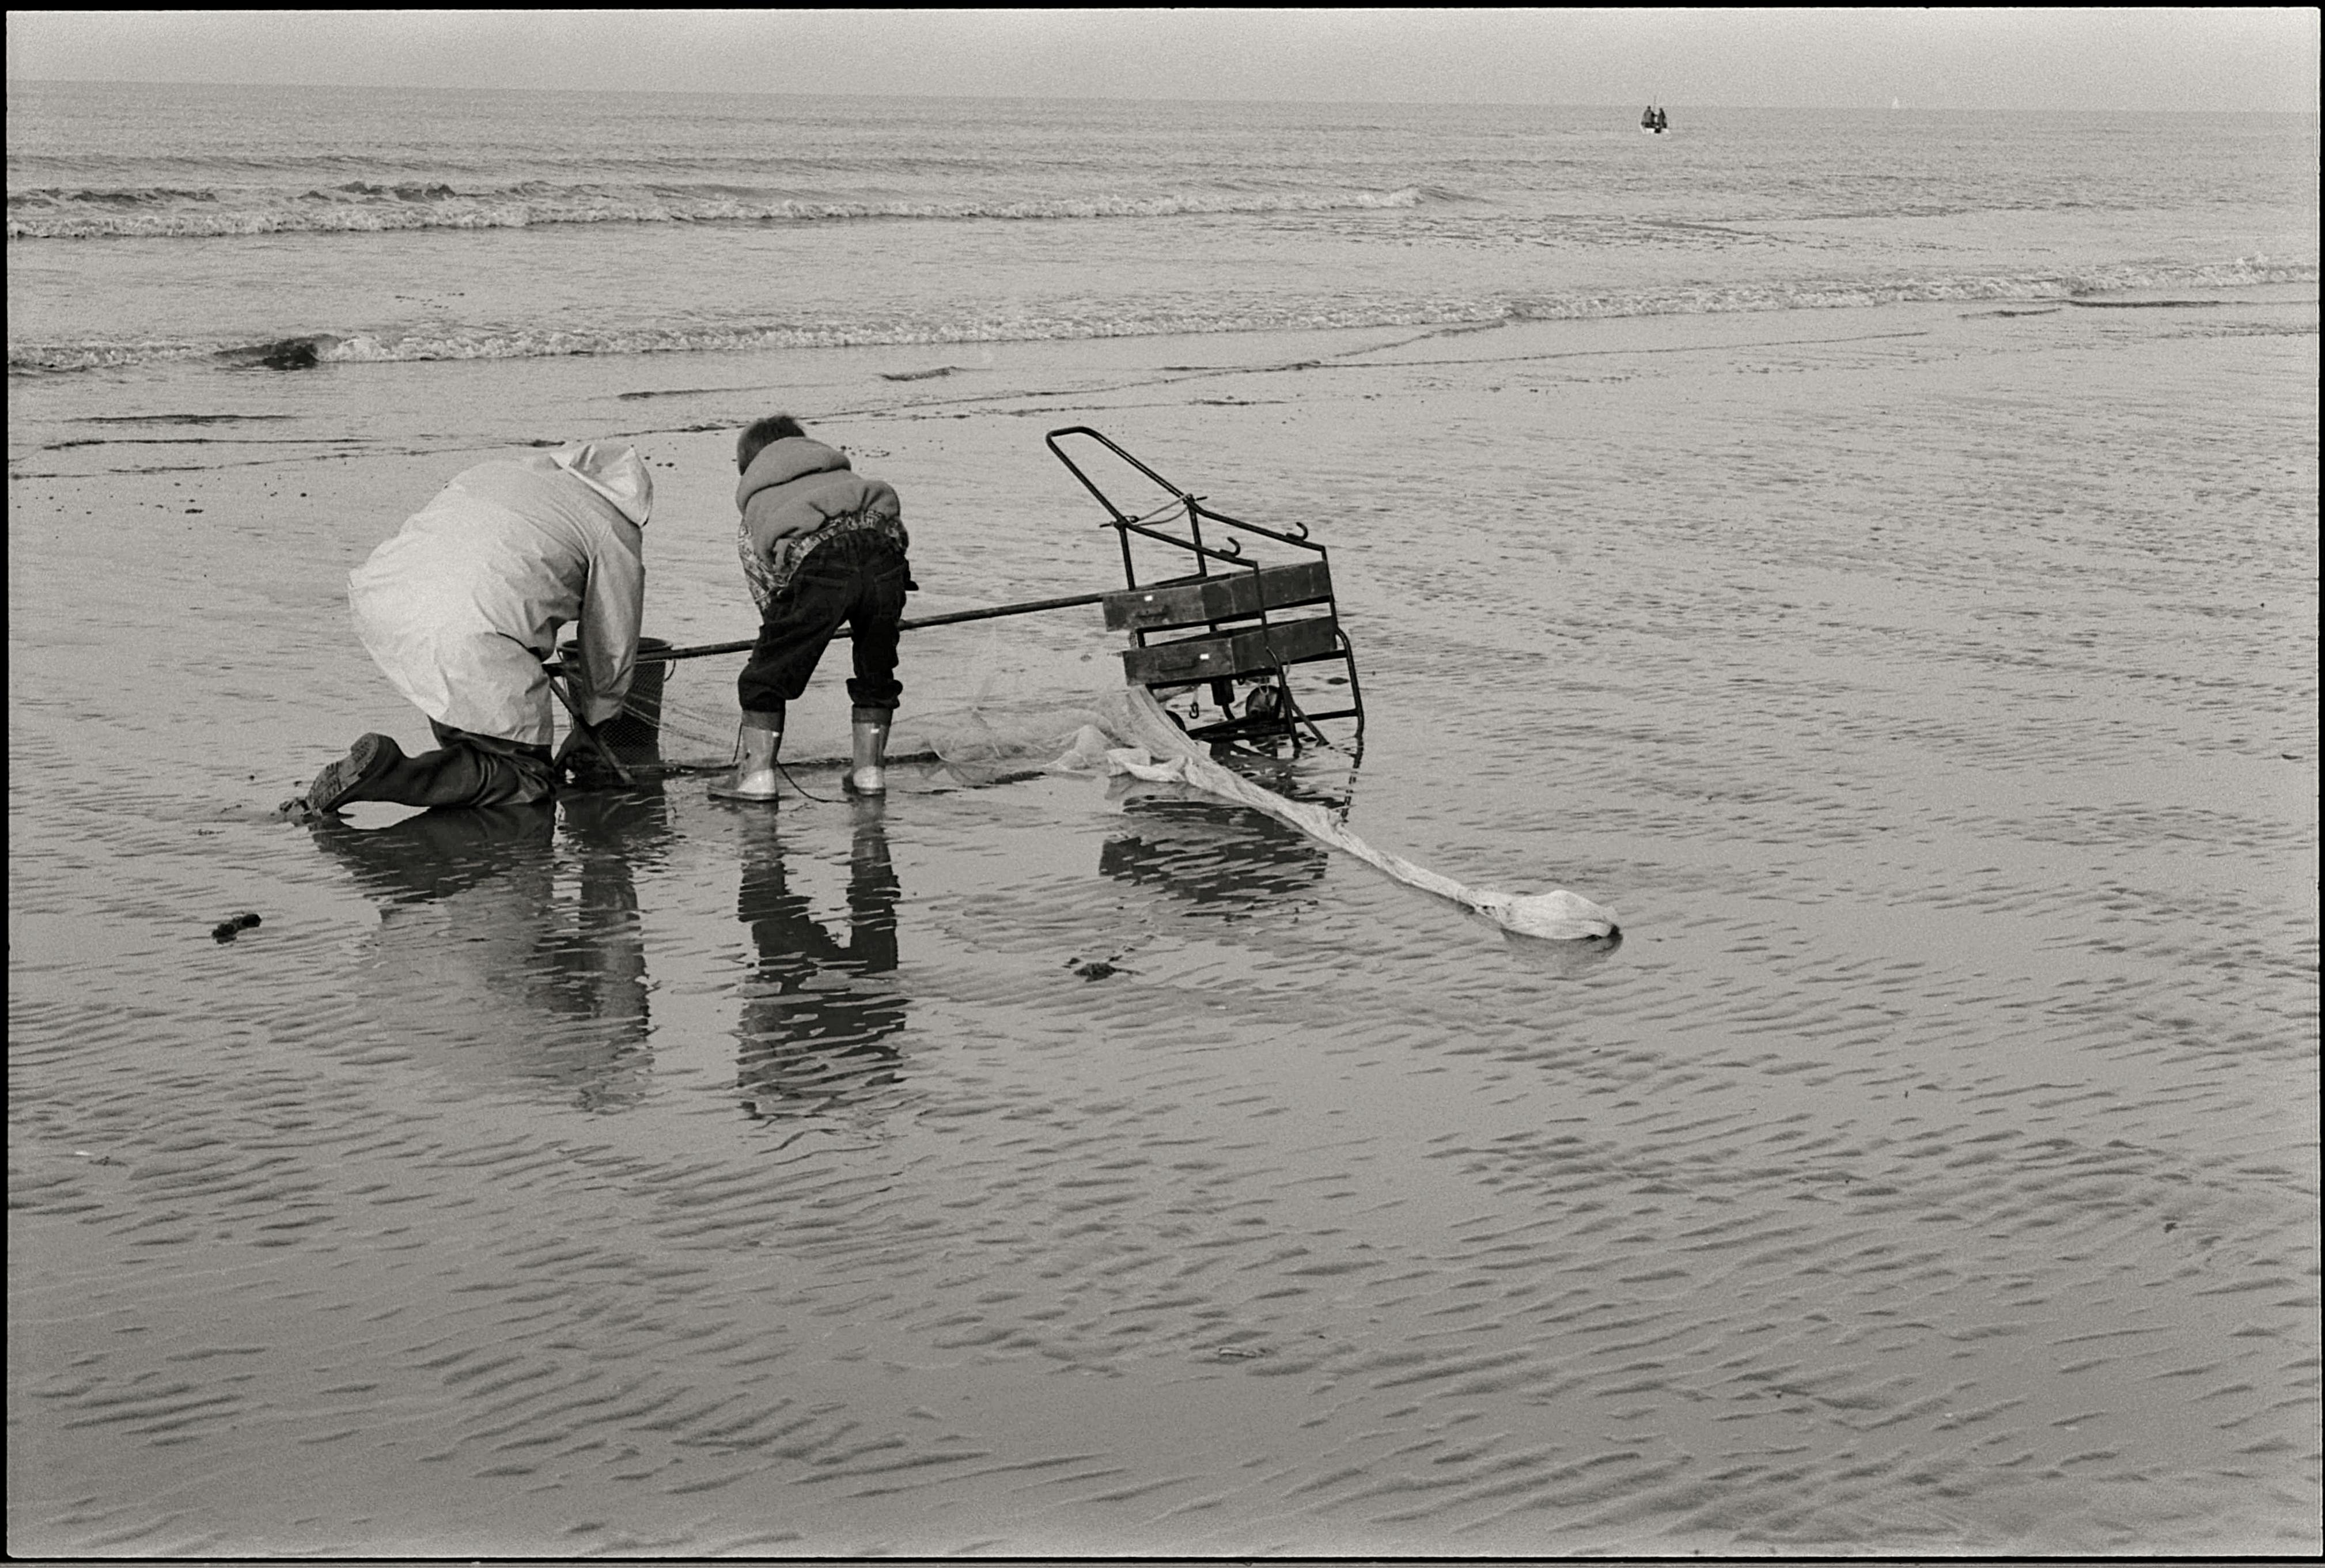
[211,911,263,943]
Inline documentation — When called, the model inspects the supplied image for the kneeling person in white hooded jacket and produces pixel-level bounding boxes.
[303,441,650,813]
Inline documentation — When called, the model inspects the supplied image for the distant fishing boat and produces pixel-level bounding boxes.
[1639,104,1669,134]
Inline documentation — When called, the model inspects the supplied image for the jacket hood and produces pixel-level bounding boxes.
[738,437,850,510]
[550,441,653,527]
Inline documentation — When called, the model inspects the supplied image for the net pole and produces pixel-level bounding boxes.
[544,589,1121,676]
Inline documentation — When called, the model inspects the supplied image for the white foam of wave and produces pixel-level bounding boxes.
[1501,257,2316,322]
[5,184,1429,241]
[9,259,2312,375]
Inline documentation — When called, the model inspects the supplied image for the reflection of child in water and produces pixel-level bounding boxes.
[733,803,908,1117]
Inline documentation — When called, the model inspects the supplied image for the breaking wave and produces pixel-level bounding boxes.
[5,181,1432,240]
[10,259,2312,375]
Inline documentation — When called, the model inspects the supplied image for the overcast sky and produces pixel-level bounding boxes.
[6,9,2319,112]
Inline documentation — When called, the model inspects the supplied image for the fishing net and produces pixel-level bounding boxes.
[580,623,1618,944]
[622,614,1125,777]
[1051,687,1620,943]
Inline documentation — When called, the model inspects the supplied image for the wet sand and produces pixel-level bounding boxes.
[9,295,2320,1555]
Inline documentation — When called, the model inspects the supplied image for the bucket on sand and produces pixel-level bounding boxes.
[556,636,671,764]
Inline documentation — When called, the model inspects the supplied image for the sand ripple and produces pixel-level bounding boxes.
[10,299,2317,1554]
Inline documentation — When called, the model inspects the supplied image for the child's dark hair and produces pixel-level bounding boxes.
[737,414,807,472]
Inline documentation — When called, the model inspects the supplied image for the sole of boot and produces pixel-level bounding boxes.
[306,733,396,814]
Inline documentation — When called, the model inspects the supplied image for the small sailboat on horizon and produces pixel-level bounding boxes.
[1639,103,1669,134]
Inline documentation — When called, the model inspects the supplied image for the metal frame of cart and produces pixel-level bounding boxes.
[1046,425,1365,753]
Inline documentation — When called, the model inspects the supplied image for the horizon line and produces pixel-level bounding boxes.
[7,77,2321,115]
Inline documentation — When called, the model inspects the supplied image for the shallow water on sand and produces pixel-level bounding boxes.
[9,296,2320,1554]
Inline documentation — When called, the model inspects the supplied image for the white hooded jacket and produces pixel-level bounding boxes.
[350,442,650,746]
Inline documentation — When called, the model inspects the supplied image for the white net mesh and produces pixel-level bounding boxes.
[1068,687,1621,945]
[571,615,1617,948]
[589,612,1130,777]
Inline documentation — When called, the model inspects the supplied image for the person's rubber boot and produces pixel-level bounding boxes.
[371,740,542,808]
[843,706,891,796]
[710,717,783,802]
[306,733,403,813]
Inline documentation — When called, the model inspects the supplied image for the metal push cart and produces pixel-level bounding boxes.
[1047,426,1365,754]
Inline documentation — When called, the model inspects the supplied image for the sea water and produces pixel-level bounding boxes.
[9,84,2316,371]
[8,84,2319,1555]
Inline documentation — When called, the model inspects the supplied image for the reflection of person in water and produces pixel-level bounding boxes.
[1098,790,1331,915]
[734,798,908,1118]
[308,788,667,1111]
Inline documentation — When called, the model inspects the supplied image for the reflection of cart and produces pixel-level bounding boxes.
[1047,426,1364,753]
